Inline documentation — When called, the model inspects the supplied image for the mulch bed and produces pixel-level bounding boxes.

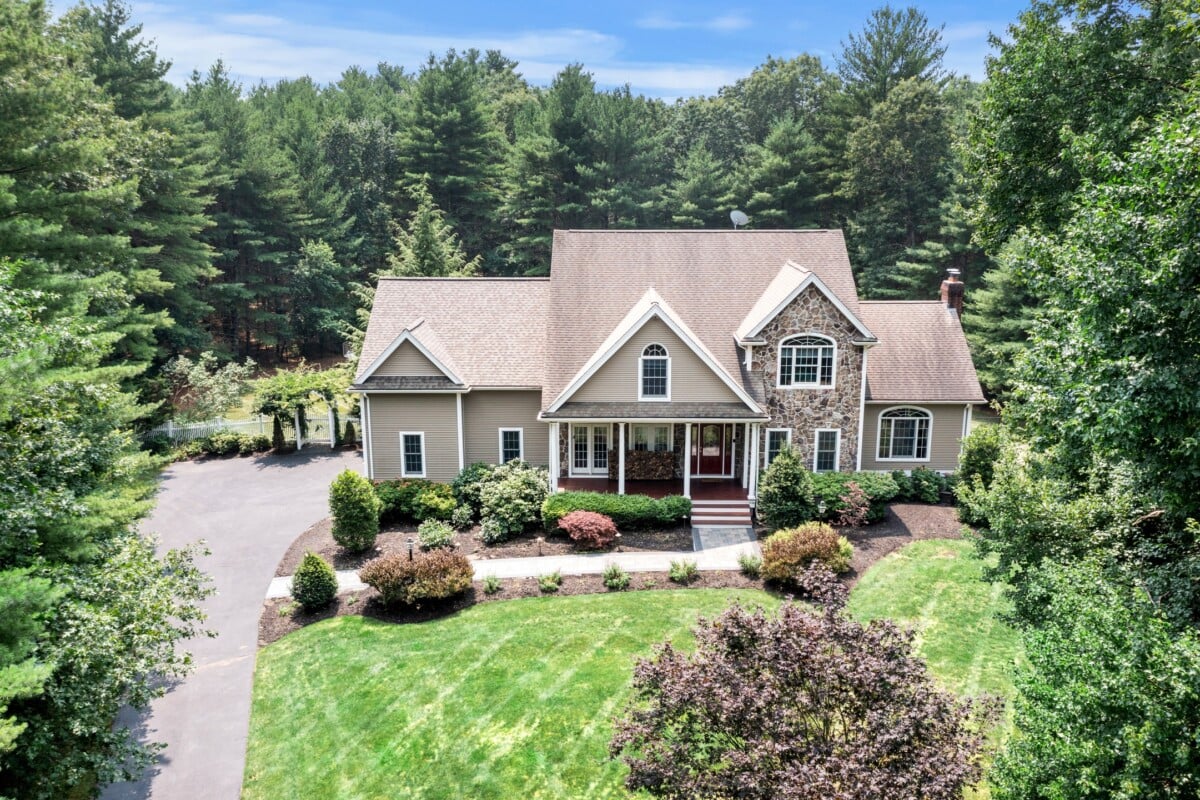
[262,502,970,647]
[275,519,694,577]
[259,569,770,646]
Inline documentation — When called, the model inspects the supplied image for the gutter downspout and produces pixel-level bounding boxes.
[361,394,374,479]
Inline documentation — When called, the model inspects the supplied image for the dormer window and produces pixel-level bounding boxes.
[778,335,835,388]
[639,343,670,400]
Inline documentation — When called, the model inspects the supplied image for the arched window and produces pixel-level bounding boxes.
[877,407,932,461]
[639,343,670,399]
[778,335,835,388]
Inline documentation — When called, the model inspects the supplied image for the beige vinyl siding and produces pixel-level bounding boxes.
[860,403,967,472]
[374,341,444,377]
[573,317,742,404]
[368,393,459,481]
[462,391,548,467]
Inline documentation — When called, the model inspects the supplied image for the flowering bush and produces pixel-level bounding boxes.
[479,460,548,542]
[558,510,618,549]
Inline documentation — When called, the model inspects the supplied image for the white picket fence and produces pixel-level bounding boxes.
[147,412,359,450]
[147,416,270,443]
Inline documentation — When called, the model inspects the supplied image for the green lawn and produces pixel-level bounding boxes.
[847,538,1022,700]
[245,542,1021,799]
[243,590,779,800]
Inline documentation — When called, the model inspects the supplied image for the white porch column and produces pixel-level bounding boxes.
[683,422,692,499]
[549,422,560,492]
[618,422,626,495]
[328,405,337,450]
[742,421,751,489]
[748,423,760,502]
[361,395,373,478]
[293,407,303,451]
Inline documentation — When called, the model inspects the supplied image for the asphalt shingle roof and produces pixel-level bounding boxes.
[544,229,861,410]
[355,278,548,388]
[858,302,985,402]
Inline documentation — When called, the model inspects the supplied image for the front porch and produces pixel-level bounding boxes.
[557,476,748,501]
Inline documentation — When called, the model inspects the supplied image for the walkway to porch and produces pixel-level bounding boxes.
[556,477,748,501]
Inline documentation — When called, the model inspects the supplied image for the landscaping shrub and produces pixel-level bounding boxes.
[413,484,456,521]
[602,563,631,591]
[203,431,243,456]
[291,552,338,611]
[451,461,495,517]
[738,553,763,578]
[955,424,1004,525]
[756,447,817,529]
[359,549,473,606]
[538,571,563,593]
[330,469,382,552]
[174,439,204,459]
[481,574,502,594]
[374,478,444,524]
[271,416,286,450]
[238,434,271,456]
[143,433,171,455]
[762,522,853,584]
[450,504,474,531]
[810,472,898,524]
[541,492,691,530]
[417,519,455,550]
[342,420,357,447]
[478,460,548,542]
[891,467,948,503]
[558,510,618,550]
[668,559,699,585]
[478,518,508,545]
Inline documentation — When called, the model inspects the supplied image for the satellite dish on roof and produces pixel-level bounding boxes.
[730,210,749,229]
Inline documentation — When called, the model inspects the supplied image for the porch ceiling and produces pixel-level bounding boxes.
[541,401,768,421]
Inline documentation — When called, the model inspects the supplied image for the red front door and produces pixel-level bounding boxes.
[694,424,728,475]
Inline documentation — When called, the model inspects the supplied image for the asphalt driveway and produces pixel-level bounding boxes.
[103,447,361,800]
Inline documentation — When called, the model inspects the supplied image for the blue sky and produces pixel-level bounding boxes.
[129,0,1029,97]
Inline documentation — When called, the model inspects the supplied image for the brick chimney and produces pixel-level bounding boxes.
[940,269,964,317]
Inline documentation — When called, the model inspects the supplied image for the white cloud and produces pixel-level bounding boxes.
[635,12,751,32]
[132,2,751,97]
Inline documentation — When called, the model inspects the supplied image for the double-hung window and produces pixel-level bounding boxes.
[639,344,670,399]
[499,428,523,463]
[877,408,931,461]
[778,335,835,388]
[400,432,426,477]
[765,428,792,467]
[632,424,671,452]
[813,429,840,472]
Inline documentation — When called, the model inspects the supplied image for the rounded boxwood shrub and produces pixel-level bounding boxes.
[291,551,338,610]
[413,485,456,521]
[330,469,382,552]
[761,522,853,585]
[558,510,618,550]
[417,519,455,550]
[358,549,474,606]
[756,447,817,530]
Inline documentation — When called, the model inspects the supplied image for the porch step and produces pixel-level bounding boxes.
[690,498,753,526]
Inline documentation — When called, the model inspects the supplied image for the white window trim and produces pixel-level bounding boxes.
[763,428,793,468]
[498,427,524,463]
[631,423,673,452]
[638,343,672,401]
[776,333,837,390]
[399,431,427,478]
[813,428,841,472]
[876,406,933,463]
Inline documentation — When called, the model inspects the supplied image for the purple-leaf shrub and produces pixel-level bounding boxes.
[559,510,618,549]
[612,580,997,800]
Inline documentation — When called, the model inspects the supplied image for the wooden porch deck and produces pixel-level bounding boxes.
[556,477,747,500]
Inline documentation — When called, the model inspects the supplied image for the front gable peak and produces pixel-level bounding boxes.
[737,261,876,343]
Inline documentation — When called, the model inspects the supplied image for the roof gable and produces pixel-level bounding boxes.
[737,261,876,342]
[357,323,463,385]
[548,288,761,412]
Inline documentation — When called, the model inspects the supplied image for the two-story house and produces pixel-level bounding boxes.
[351,229,984,522]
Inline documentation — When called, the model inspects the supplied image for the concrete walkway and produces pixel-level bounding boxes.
[266,528,760,599]
[103,448,361,800]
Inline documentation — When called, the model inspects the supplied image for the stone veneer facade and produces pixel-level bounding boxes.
[750,285,864,472]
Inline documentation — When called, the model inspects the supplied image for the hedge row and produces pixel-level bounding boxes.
[541,491,691,530]
[810,471,900,524]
